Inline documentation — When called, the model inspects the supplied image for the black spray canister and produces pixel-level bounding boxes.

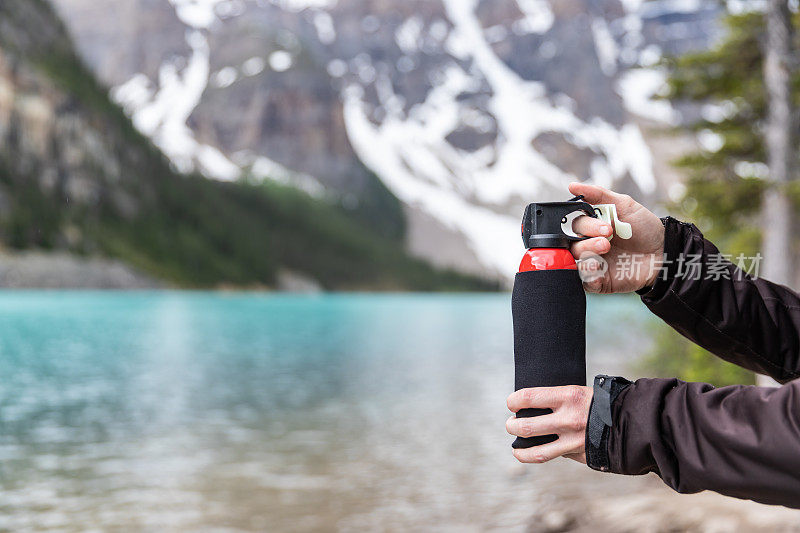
[511,197,596,449]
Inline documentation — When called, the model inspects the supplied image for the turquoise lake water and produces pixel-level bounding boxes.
[0,291,653,531]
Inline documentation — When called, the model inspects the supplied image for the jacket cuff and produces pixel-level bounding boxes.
[636,216,697,301]
[586,375,631,472]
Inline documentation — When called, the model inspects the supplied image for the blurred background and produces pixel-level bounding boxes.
[0,0,799,530]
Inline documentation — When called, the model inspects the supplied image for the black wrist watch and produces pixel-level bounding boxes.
[586,374,631,472]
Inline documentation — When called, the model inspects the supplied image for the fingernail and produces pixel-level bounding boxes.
[601,225,612,236]
[595,241,605,251]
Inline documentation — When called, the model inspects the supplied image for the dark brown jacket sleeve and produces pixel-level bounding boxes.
[638,217,800,383]
[592,217,800,507]
[609,378,800,508]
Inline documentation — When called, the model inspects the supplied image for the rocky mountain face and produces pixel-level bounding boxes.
[51,0,723,280]
[0,0,147,247]
[0,0,490,290]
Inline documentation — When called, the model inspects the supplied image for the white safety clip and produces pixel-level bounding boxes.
[593,204,632,241]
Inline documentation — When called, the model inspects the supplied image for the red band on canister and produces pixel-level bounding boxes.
[518,248,576,272]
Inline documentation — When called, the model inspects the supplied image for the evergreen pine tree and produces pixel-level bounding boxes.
[642,10,799,385]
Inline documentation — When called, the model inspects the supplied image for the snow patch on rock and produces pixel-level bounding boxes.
[616,68,679,124]
[344,85,521,277]
[112,30,237,179]
[339,0,669,277]
[168,0,228,29]
[592,18,618,76]
[112,1,317,185]
[514,0,554,34]
[313,11,336,44]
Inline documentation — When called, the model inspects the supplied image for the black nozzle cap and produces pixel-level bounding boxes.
[521,197,597,249]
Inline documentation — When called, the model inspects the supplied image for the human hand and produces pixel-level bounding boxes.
[506,385,593,464]
[567,182,665,294]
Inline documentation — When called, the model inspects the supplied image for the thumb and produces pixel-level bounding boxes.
[568,182,626,207]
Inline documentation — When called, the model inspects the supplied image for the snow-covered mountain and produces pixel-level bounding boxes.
[50,0,723,280]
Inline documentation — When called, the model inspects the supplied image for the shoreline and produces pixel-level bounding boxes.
[518,461,800,532]
[0,251,162,289]
[0,251,505,292]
